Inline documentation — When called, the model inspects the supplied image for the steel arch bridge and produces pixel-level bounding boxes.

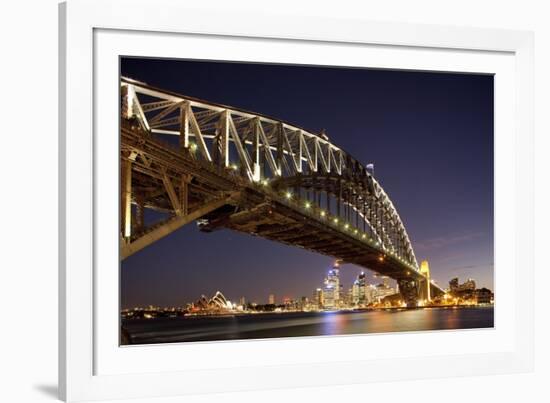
[120,77,443,306]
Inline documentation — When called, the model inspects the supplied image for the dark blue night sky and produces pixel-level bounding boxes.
[120,58,494,308]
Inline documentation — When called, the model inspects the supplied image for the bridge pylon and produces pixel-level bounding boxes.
[397,279,419,308]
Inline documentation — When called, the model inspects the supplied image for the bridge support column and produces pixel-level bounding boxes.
[121,152,136,242]
[398,279,419,308]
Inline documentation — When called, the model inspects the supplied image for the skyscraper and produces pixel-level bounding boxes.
[268,294,275,305]
[313,288,324,309]
[323,262,341,309]
[449,278,459,293]
[351,271,367,306]
[357,271,367,304]
[352,280,360,305]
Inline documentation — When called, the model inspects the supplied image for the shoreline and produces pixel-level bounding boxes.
[122,304,494,321]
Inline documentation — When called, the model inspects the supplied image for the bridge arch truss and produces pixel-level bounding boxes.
[121,77,421,273]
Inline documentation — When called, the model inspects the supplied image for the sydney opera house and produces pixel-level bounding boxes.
[187,291,235,314]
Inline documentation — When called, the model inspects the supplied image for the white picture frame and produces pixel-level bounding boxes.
[59,0,534,401]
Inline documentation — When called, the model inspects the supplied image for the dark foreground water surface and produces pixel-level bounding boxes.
[122,306,494,345]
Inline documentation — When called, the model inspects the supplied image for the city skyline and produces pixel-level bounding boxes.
[120,58,494,309]
[122,261,485,309]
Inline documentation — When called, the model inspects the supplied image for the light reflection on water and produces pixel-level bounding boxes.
[122,306,494,345]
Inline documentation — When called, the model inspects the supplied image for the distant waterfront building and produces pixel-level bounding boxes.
[323,285,336,309]
[323,262,342,309]
[475,288,493,304]
[366,284,377,304]
[449,277,459,293]
[373,283,397,302]
[357,272,367,304]
[268,294,275,305]
[447,277,485,304]
[313,288,324,309]
[300,296,309,310]
[188,291,233,314]
[239,296,246,307]
[449,277,477,301]
[351,271,368,306]
[351,280,360,305]
[450,277,476,293]
[344,288,353,307]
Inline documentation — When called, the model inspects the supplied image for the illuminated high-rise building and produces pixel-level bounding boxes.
[313,288,324,309]
[351,271,367,306]
[366,284,377,304]
[351,280,360,305]
[323,261,341,309]
[357,271,367,304]
[449,277,459,293]
[323,282,335,308]
[300,296,309,310]
[268,294,275,305]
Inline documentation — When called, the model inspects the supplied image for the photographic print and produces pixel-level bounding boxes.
[119,58,494,345]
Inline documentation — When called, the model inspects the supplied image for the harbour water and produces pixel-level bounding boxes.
[121,306,494,345]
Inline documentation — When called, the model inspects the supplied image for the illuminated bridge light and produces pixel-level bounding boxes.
[189,143,198,152]
[333,218,339,224]
[261,179,269,186]
[361,234,366,239]
[231,164,238,171]
[304,201,311,209]
[378,255,384,262]
[353,229,358,234]
[320,210,326,217]
[285,191,292,199]
[344,223,349,229]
